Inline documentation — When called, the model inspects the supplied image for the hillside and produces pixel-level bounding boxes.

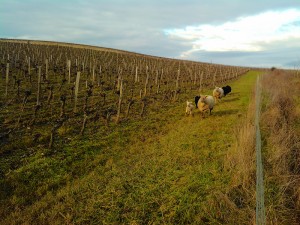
[0,40,299,224]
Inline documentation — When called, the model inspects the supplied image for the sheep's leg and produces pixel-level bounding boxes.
[199,110,203,118]
[201,110,206,118]
[185,107,189,116]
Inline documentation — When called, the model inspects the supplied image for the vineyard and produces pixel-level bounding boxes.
[0,39,249,151]
[2,39,299,224]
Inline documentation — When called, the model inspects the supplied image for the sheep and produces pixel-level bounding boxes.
[213,87,224,103]
[195,95,215,117]
[185,100,195,116]
[222,85,232,96]
[213,85,232,102]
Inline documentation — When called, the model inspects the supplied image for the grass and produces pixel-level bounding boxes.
[260,70,300,224]
[1,71,261,224]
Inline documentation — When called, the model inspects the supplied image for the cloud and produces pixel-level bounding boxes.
[164,9,300,57]
[1,0,300,68]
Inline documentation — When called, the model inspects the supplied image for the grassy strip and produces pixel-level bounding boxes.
[260,70,300,224]
[1,71,260,224]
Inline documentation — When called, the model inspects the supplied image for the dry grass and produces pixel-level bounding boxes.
[260,70,300,224]
[224,82,257,224]
[226,86,256,188]
[223,69,300,224]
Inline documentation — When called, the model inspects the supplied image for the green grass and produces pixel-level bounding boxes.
[1,71,260,224]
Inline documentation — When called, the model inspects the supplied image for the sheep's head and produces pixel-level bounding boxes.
[186,101,192,106]
[199,95,207,103]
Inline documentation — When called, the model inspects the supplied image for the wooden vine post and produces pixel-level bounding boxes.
[116,78,123,123]
[213,71,217,88]
[5,63,9,98]
[74,71,81,113]
[80,87,92,135]
[157,68,163,94]
[231,68,235,80]
[67,60,71,84]
[37,66,41,105]
[174,69,180,101]
[97,65,101,86]
[155,69,160,94]
[45,59,49,80]
[135,66,138,83]
[28,57,31,76]
[116,73,121,90]
[199,71,203,93]
[144,66,149,97]
[92,64,95,84]
[194,71,197,85]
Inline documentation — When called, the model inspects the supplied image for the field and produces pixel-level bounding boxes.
[0,40,299,224]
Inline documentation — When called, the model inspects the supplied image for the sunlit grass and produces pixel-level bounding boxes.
[1,71,261,224]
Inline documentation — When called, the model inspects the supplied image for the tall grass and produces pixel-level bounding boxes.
[224,79,257,224]
[260,70,300,224]
[224,70,300,224]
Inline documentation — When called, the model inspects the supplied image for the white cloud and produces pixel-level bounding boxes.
[164,9,300,57]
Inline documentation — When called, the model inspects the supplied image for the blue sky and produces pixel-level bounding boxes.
[1,0,300,68]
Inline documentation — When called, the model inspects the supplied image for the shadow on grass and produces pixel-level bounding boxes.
[191,108,239,118]
[212,109,239,116]
[219,97,240,103]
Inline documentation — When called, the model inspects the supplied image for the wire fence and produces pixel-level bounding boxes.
[255,75,266,225]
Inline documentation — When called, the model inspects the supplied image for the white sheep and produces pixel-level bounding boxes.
[213,87,224,103]
[195,95,215,118]
[185,100,195,116]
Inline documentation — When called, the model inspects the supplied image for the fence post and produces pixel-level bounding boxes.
[255,75,266,225]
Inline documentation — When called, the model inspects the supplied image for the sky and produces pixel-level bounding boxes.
[1,0,300,69]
